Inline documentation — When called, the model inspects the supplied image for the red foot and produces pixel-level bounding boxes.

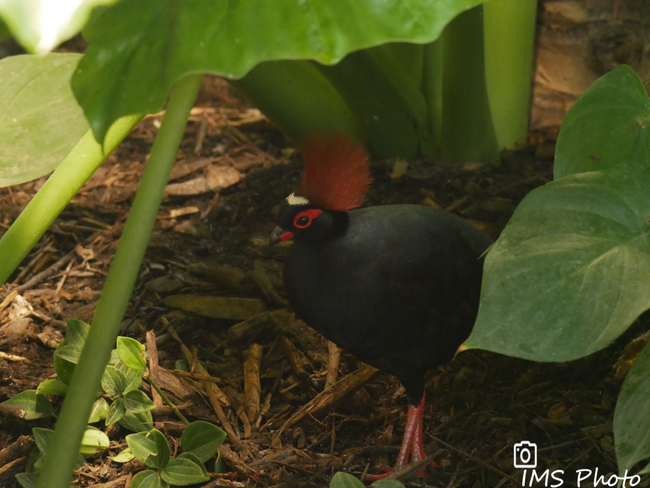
[364,465,393,481]
[366,393,435,480]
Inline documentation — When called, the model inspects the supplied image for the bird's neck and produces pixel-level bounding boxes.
[327,210,350,240]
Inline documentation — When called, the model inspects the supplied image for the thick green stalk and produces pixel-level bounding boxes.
[315,49,422,159]
[36,74,203,488]
[440,5,499,163]
[484,0,538,150]
[229,60,362,144]
[364,43,435,157]
[0,114,142,286]
[422,39,443,154]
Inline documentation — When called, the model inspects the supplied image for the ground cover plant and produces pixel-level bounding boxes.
[1,1,649,487]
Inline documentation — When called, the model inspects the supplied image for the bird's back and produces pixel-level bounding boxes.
[283,204,492,398]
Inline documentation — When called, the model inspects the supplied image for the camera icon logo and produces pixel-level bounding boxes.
[513,441,537,469]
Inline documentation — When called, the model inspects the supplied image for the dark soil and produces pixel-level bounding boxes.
[0,76,646,488]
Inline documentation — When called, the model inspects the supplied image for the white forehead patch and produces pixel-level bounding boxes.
[286,193,310,206]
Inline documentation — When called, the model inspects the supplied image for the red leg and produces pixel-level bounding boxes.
[411,394,436,477]
[365,393,427,481]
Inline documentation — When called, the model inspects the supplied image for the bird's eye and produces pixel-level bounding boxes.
[293,208,323,229]
[294,214,312,228]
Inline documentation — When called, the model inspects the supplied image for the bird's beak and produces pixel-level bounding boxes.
[269,226,294,245]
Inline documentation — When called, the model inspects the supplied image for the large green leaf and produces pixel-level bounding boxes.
[0,53,90,187]
[72,0,484,140]
[0,0,117,54]
[465,161,650,361]
[615,340,650,475]
[554,65,650,179]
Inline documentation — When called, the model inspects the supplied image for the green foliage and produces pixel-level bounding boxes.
[554,66,650,179]
[117,336,147,369]
[71,0,484,142]
[467,65,650,360]
[1,390,54,420]
[15,427,85,488]
[79,427,110,457]
[6,319,154,431]
[466,65,650,474]
[180,420,227,463]
[125,422,225,488]
[329,471,406,488]
[0,54,90,187]
[615,339,650,474]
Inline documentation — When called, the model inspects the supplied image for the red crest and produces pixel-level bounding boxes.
[295,134,372,211]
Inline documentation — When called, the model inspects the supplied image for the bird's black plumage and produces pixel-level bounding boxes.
[276,203,493,403]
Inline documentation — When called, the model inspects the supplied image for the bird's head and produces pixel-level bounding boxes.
[269,134,372,245]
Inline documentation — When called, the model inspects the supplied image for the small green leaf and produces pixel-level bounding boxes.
[108,348,121,366]
[126,429,170,469]
[80,427,110,457]
[124,390,156,415]
[88,398,110,423]
[110,447,136,463]
[615,340,650,474]
[119,411,154,433]
[214,454,228,474]
[129,470,166,488]
[114,361,144,394]
[2,391,54,420]
[32,427,85,469]
[32,428,54,454]
[117,336,147,369]
[54,320,91,364]
[329,471,365,488]
[101,366,128,396]
[174,360,190,372]
[53,343,83,365]
[15,472,38,488]
[160,453,209,486]
[36,379,68,396]
[181,420,226,463]
[53,341,76,384]
[65,319,91,347]
[371,479,406,488]
[105,398,126,426]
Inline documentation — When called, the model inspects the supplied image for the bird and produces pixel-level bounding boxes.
[269,134,493,477]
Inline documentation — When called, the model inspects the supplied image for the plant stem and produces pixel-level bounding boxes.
[36,74,203,488]
[440,5,499,163]
[484,0,538,151]
[0,115,142,287]
[147,377,190,426]
[422,39,443,155]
